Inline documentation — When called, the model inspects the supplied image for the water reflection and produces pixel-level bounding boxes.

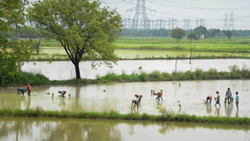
[224,103,233,117]
[214,107,220,117]
[21,59,250,80]
[1,80,250,117]
[0,117,249,141]
[205,104,212,115]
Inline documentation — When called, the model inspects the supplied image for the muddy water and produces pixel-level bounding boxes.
[0,117,249,141]
[1,80,249,117]
[39,48,250,57]
[22,59,250,80]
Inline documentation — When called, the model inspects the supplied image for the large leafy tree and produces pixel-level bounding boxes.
[194,26,207,38]
[0,0,31,85]
[28,0,123,79]
[171,27,185,42]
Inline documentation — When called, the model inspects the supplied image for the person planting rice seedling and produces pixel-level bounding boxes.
[205,95,212,104]
[17,88,25,95]
[58,90,67,98]
[214,91,221,107]
[131,94,143,109]
[26,83,31,96]
[154,92,163,101]
[225,88,232,104]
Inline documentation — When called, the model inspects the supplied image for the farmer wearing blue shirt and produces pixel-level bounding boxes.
[235,92,239,110]
[17,88,25,95]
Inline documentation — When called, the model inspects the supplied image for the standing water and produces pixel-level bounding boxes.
[21,59,250,80]
[1,80,249,117]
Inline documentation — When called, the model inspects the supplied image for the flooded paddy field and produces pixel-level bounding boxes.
[1,80,249,117]
[21,59,250,80]
[0,116,249,141]
[39,48,250,58]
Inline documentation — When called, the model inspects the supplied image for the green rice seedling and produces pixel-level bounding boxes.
[34,62,36,65]
[138,66,142,70]
[103,90,106,92]
[69,94,71,97]
[49,60,52,64]
[178,104,182,109]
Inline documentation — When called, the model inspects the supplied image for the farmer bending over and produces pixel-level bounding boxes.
[205,95,212,104]
[17,88,25,95]
[154,92,163,101]
[58,90,67,98]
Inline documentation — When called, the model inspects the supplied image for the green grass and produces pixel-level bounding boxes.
[95,65,250,83]
[114,37,250,53]
[0,108,249,125]
[27,37,250,61]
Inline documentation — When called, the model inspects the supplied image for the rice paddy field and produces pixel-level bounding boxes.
[30,37,250,60]
[0,80,249,117]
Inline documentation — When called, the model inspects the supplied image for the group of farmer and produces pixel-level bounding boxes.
[17,83,31,96]
[17,83,240,110]
[17,83,68,98]
[205,88,240,109]
[131,91,163,108]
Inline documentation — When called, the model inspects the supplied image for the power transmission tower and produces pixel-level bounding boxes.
[229,11,235,30]
[126,0,155,36]
[223,14,229,30]
[183,19,190,30]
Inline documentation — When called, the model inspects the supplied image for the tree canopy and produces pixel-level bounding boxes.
[194,26,207,38]
[0,0,31,86]
[187,32,196,41]
[28,0,123,79]
[171,27,185,42]
[224,31,232,40]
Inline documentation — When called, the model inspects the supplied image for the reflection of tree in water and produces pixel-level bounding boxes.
[40,120,122,141]
[0,118,33,141]
[245,131,250,141]
[224,103,233,117]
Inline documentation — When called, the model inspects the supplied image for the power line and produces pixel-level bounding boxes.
[157,0,250,10]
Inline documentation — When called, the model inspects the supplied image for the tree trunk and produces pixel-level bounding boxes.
[74,62,81,79]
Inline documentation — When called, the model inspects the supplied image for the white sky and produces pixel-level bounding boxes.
[28,0,250,30]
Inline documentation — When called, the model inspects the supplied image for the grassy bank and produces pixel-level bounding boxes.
[95,65,250,83]
[28,53,250,61]
[0,108,249,125]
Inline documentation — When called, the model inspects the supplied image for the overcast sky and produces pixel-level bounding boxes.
[28,0,250,30]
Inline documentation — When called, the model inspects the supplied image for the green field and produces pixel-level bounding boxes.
[30,37,250,60]
[114,37,250,52]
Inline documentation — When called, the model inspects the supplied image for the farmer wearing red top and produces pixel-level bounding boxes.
[205,95,212,104]
[26,83,31,96]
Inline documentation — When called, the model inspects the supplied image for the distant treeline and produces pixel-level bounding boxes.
[12,26,250,39]
[122,27,250,38]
